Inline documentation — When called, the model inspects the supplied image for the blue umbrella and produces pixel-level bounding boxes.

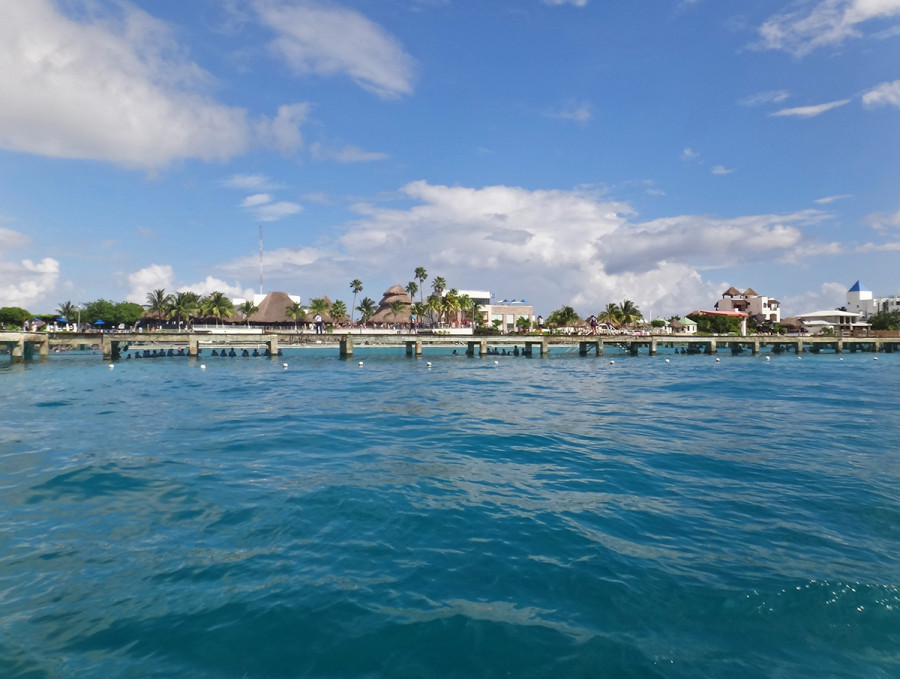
[56,317,67,322]
[94,319,106,325]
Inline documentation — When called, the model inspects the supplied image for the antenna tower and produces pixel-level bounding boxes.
[258,225,263,295]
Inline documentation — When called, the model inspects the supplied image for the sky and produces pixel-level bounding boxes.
[1,0,900,319]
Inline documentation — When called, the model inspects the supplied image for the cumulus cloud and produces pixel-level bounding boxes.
[681,147,701,163]
[179,276,255,301]
[0,0,254,169]
[863,79,900,108]
[221,174,281,191]
[711,165,735,175]
[771,99,851,117]
[863,208,900,229]
[0,256,60,309]
[241,194,273,208]
[332,181,835,316]
[254,0,416,99]
[757,0,900,56]
[780,281,847,316]
[126,264,176,302]
[255,102,308,153]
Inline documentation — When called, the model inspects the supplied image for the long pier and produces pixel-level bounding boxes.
[2,330,899,363]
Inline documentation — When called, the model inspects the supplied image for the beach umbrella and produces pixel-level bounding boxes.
[94,319,106,326]
[56,317,67,322]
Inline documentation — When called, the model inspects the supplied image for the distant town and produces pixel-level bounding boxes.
[2,275,899,337]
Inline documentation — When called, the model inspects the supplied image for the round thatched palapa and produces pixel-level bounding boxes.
[370,285,413,323]
[250,291,296,324]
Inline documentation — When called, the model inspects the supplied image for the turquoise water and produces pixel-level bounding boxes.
[1,348,899,678]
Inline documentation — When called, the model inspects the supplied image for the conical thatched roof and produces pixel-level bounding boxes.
[250,291,296,324]
[743,287,759,297]
[370,285,412,323]
[723,286,741,297]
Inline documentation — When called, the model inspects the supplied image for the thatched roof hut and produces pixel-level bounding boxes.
[249,291,296,324]
[722,286,741,297]
[370,285,413,324]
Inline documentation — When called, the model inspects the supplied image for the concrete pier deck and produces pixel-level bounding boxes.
[3,330,898,363]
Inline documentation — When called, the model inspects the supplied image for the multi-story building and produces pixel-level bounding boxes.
[845,281,900,319]
[714,287,781,323]
[456,289,534,334]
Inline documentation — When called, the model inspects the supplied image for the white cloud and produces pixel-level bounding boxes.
[738,90,791,107]
[255,102,309,153]
[814,194,852,204]
[757,0,900,56]
[241,194,273,207]
[254,201,303,222]
[333,181,835,317]
[681,147,701,162]
[862,79,900,108]
[0,257,60,309]
[0,227,32,249]
[545,100,593,123]
[780,281,847,316]
[179,276,255,301]
[0,0,253,169]
[221,174,280,191]
[771,99,851,118]
[711,165,735,175]
[543,0,588,6]
[863,208,900,229]
[254,0,416,99]
[309,142,389,163]
[126,264,176,302]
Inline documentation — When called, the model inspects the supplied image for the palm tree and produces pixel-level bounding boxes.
[56,301,77,322]
[330,300,348,326]
[202,291,234,328]
[431,276,447,297]
[426,293,443,328]
[598,303,623,328]
[405,280,418,302]
[237,300,259,327]
[350,280,363,324]
[441,289,461,326]
[619,299,642,328]
[286,301,306,331]
[411,301,427,330]
[389,299,406,324]
[167,291,200,329]
[457,293,473,327]
[146,289,172,321]
[357,297,376,327]
[547,305,579,333]
[414,267,427,303]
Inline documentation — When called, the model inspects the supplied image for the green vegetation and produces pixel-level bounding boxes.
[0,306,31,329]
[868,310,900,331]
[688,312,741,335]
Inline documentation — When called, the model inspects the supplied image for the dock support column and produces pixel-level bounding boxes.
[752,341,760,356]
[708,339,717,354]
[836,340,843,353]
[405,340,422,357]
[630,342,639,356]
[101,336,121,361]
[649,339,657,356]
[339,335,354,358]
[267,336,279,359]
[795,341,802,354]
[11,339,24,364]
[189,338,199,358]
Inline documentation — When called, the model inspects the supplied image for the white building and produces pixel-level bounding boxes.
[845,281,900,319]
[715,287,781,323]
[794,309,865,335]
[456,289,534,334]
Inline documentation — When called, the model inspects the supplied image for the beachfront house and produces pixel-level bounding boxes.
[715,287,781,324]
[456,289,534,334]
[793,309,866,335]
[670,316,698,335]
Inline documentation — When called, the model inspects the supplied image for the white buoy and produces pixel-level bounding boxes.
[494,360,499,365]
[664,358,670,363]
[797,356,802,360]
[874,356,879,361]
[283,362,289,369]
[715,357,720,363]
[839,357,844,361]
[426,361,432,367]
[358,361,364,367]
[200,364,206,370]
[609,360,615,365]
[765,356,770,361]
[107,363,114,370]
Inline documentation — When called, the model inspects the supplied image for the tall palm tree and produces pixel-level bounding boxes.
[427,293,443,327]
[619,299,642,328]
[203,291,234,328]
[350,280,363,323]
[56,301,77,322]
[330,300,348,326]
[598,303,623,328]
[547,305,579,332]
[389,299,406,324]
[431,276,447,297]
[237,300,259,327]
[411,301,427,330]
[414,267,427,303]
[167,291,200,328]
[405,280,418,302]
[357,297,376,327]
[441,289,461,326]
[285,301,306,331]
[146,289,173,320]
[308,297,330,318]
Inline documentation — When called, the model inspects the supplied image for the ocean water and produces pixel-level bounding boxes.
[1,346,899,678]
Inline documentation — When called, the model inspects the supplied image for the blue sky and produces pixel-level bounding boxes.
[1,0,899,318]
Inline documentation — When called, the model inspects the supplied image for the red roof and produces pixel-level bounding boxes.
[697,309,748,318]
